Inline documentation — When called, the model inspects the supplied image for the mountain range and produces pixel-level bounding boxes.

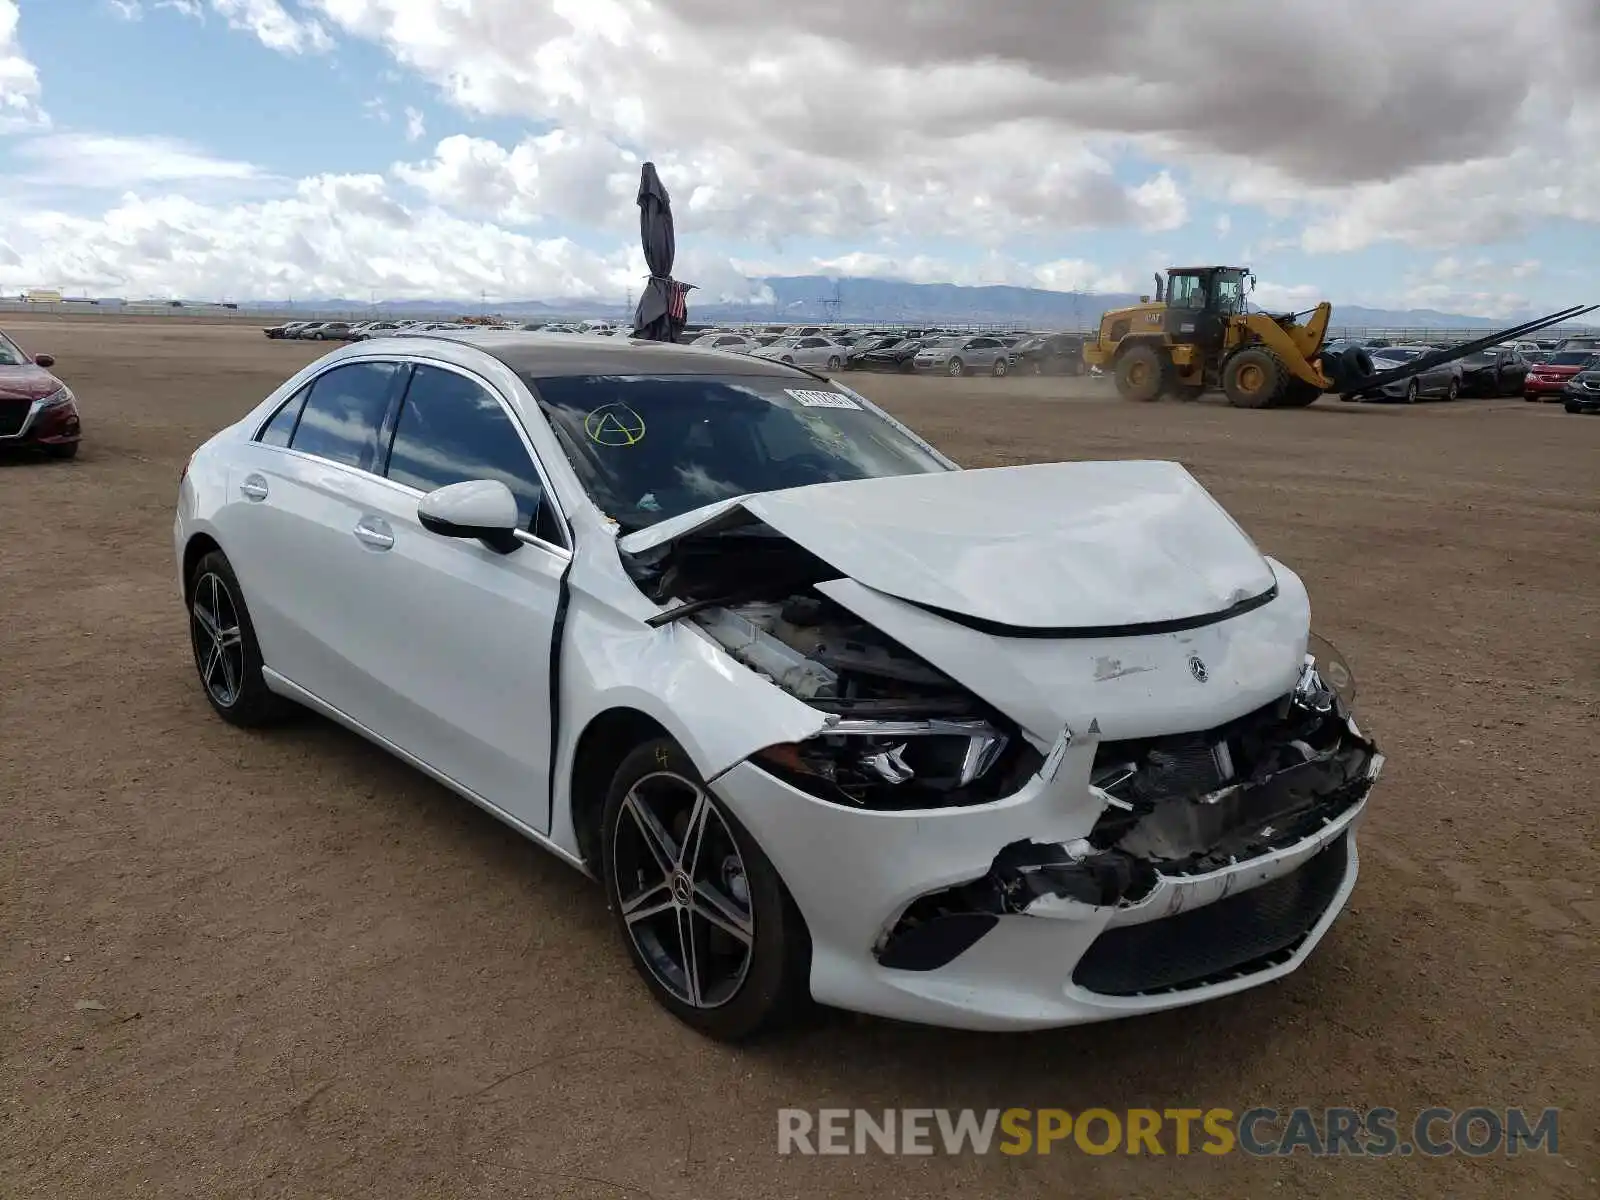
[250,275,1587,332]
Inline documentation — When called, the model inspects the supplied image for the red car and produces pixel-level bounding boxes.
[1523,350,1599,402]
[0,327,80,458]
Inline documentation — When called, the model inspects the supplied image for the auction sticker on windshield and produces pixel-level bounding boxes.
[787,389,861,410]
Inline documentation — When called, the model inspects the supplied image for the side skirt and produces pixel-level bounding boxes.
[261,666,594,878]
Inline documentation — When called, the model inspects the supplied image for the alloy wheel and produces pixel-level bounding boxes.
[190,572,245,708]
[611,771,755,1009]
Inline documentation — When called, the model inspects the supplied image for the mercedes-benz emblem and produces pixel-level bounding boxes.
[1188,655,1209,683]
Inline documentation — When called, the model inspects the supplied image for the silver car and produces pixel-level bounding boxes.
[750,336,848,371]
[690,332,757,355]
[913,335,1013,377]
[1356,345,1462,403]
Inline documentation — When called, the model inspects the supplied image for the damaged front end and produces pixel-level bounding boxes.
[874,656,1383,988]
[627,525,1044,807]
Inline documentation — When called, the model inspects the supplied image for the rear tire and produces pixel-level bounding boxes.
[601,737,812,1042]
[1221,347,1290,409]
[187,550,292,727]
[1115,343,1169,402]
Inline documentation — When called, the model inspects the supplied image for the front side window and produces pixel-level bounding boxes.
[288,361,403,470]
[0,330,26,365]
[1213,272,1245,312]
[386,365,551,537]
[527,374,951,532]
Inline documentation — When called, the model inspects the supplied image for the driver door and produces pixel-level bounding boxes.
[348,362,568,832]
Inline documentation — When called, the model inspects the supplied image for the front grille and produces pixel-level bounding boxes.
[0,401,30,437]
[1071,835,1349,996]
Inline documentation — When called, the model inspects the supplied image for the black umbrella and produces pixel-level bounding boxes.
[631,162,694,342]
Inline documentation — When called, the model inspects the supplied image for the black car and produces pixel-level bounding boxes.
[841,335,901,368]
[1456,348,1530,397]
[1563,368,1600,413]
[1009,334,1086,376]
[849,337,924,373]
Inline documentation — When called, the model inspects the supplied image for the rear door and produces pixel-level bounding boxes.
[217,359,409,723]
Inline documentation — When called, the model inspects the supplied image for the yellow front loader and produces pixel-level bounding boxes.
[1082,266,1335,408]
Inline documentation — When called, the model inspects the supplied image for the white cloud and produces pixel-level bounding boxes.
[403,105,425,142]
[203,0,333,54]
[107,0,144,19]
[281,0,1600,259]
[0,0,45,132]
[11,134,263,189]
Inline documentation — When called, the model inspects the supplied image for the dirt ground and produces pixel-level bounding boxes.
[2,318,1596,1199]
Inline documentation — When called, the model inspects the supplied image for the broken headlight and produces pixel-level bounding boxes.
[753,718,1033,810]
[1302,632,1359,714]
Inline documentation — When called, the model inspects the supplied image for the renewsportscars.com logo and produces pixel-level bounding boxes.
[777,1107,1561,1158]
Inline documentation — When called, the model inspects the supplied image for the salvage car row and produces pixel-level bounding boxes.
[689,328,1091,378]
[1337,339,1600,404]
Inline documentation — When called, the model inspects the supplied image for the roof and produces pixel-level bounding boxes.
[377,329,812,379]
[1167,265,1249,274]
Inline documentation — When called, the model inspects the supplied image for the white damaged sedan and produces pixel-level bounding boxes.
[175,330,1384,1040]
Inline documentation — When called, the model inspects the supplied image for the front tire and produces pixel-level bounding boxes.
[1445,377,1460,402]
[45,441,79,460]
[1404,379,1420,404]
[992,357,1009,377]
[187,550,291,727]
[947,358,966,377]
[826,356,841,372]
[1221,347,1289,408]
[601,738,811,1042]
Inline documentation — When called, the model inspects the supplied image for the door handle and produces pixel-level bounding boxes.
[353,516,394,551]
[239,475,269,502]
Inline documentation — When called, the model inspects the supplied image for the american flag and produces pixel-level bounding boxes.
[667,279,692,321]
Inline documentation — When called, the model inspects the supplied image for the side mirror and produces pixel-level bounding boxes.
[417,479,523,554]
[33,353,54,368]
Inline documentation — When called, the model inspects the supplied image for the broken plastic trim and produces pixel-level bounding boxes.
[874,693,1381,973]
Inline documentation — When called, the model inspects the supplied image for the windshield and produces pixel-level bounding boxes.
[1548,352,1597,366]
[0,330,26,365]
[528,374,952,532]
[922,337,958,349]
[769,337,802,348]
[1374,347,1422,361]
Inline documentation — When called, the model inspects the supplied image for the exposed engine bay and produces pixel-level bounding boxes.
[625,525,1042,809]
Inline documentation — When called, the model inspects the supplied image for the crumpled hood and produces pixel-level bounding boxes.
[619,460,1278,630]
[0,365,63,402]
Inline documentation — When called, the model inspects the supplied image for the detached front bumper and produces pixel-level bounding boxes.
[717,697,1383,1031]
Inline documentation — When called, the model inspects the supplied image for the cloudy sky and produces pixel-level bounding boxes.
[0,0,1597,314]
